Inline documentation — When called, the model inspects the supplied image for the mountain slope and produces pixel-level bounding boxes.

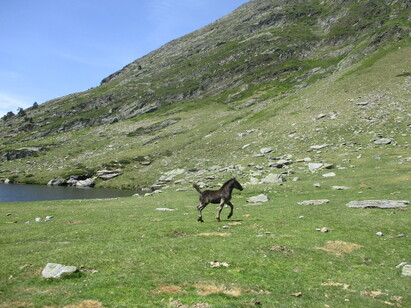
[0,0,410,189]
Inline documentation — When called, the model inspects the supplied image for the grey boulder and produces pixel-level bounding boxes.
[41,263,77,279]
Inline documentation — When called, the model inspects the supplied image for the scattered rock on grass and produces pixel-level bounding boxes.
[209,261,230,268]
[96,169,123,180]
[260,173,286,184]
[310,144,329,150]
[401,265,411,277]
[41,263,77,279]
[155,208,176,211]
[321,227,329,233]
[396,262,409,269]
[308,163,323,172]
[247,194,270,203]
[298,200,330,206]
[346,200,409,209]
[291,292,302,297]
[332,186,350,190]
[260,147,272,154]
[374,138,392,145]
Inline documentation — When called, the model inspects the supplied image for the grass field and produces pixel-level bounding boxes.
[1,169,410,307]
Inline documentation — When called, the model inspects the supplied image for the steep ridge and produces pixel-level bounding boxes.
[0,0,410,189]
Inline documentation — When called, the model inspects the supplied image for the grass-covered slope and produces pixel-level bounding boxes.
[0,40,409,190]
[1,183,410,307]
[0,0,410,189]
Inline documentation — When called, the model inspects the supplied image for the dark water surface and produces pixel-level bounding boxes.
[0,183,139,202]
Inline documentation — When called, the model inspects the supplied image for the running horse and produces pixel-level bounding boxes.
[193,178,243,222]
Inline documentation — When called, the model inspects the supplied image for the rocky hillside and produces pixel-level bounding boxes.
[0,0,410,190]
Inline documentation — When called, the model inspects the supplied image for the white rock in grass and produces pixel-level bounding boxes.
[401,265,411,277]
[298,200,330,206]
[41,263,77,279]
[347,200,409,209]
[247,194,270,203]
[332,186,350,190]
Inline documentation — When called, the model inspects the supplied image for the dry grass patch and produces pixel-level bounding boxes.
[321,282,350,290]
[196,233,231,237]
[63,301,106,308]
[169,300,210,308]
[316,241,363,257]
[155,284,187,294]
[0,301,33,308]
[194,282,242,297]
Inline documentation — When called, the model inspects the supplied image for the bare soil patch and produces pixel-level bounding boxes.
[195,282,242,297]
[196,233,231,237]
[316,241,363,256]
[63,301,106,308]
[155,284,187,294]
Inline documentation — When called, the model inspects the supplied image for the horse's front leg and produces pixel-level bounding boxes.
[216,199,225,222]
[226,201,234,219]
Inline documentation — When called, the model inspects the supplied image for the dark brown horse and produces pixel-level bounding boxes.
[193,178,243,222]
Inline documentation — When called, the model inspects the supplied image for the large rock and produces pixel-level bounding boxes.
[374,138,392,145]
[96,169,123,180]
[346,200,409,209]
[247,194,270,203]
[260,147,272,154]
[41,263,77,279]
[402,265,411,277]
[76,178,96,188]
[0,147,44,162]
[308,163,324,172]
[269,159,292,168]
[261,173,286,184]
[47,177,66,186]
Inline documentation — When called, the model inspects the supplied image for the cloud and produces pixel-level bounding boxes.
[0,91,32,117]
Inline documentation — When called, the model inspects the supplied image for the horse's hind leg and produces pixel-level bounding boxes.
[226,201,234,219]
[197,204,205,222]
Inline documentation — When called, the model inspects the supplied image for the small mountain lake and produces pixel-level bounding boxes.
[0,183,140,203]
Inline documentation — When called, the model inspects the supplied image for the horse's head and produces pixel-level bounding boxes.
[232,178,243,191]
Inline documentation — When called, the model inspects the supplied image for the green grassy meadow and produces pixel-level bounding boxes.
[1,167,410,307]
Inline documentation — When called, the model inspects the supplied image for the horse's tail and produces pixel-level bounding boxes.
[193,183,202,194]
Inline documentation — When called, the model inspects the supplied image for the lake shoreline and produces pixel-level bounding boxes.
[0,183,140,203]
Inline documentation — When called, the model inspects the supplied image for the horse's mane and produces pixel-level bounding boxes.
[221,178,235,188]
